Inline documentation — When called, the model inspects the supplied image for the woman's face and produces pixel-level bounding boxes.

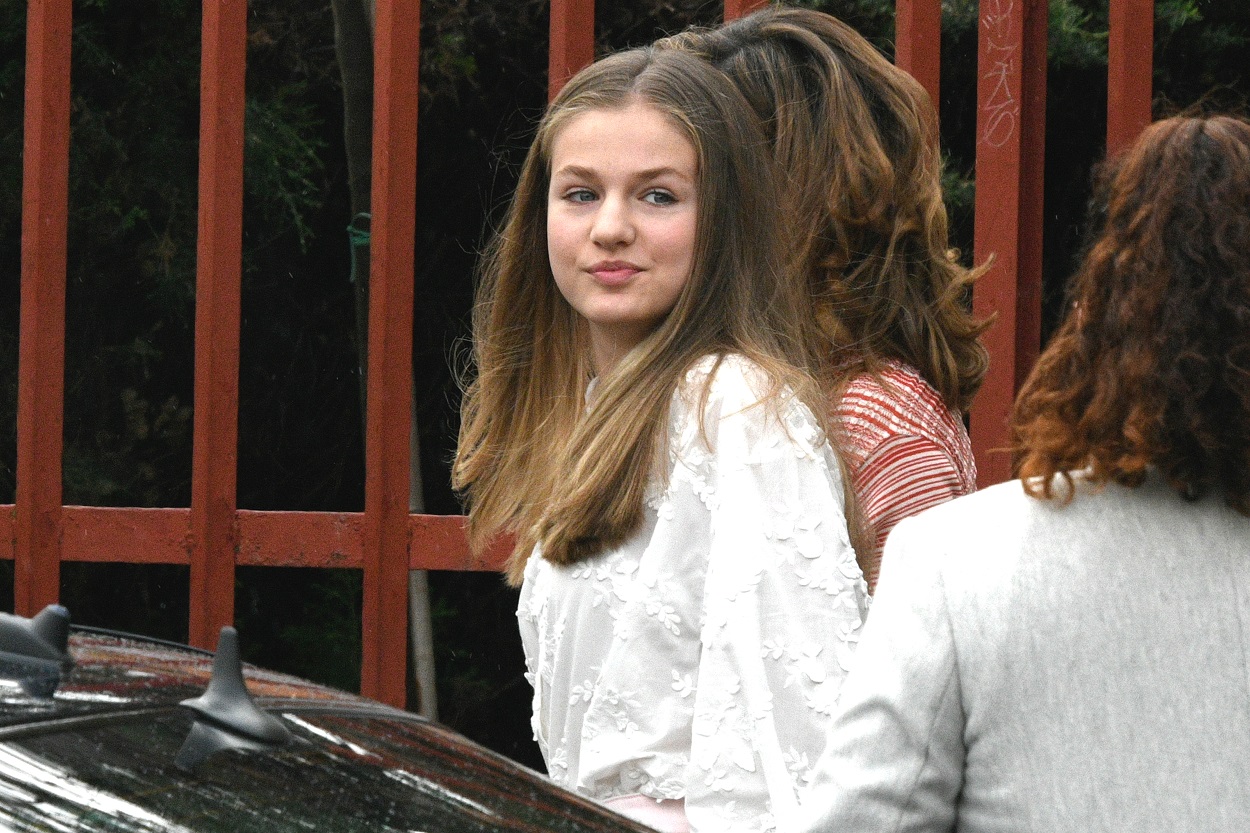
[546,101,699,376]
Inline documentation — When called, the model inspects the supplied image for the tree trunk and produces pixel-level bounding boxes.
[332,0,438,721]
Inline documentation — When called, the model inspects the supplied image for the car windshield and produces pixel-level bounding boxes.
[0,707,630,833]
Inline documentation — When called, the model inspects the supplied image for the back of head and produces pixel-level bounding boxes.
[659,7,988,411]
[1013,114,1250,513]
[456,46,823,582]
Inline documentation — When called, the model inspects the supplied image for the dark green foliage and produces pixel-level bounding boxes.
[1153,0,1249,111]
[428,574,541,767]
[59,0,202,509]
[0,0,356,511]
[1,3,29,505]
[246,91,327,256]
[235,566,362,692]
[60,563,190,642]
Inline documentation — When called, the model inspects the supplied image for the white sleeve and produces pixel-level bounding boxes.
[798,516,965,833]
[683,377,869,833]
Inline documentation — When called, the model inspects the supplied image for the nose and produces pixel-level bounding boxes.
[589,194,635,248]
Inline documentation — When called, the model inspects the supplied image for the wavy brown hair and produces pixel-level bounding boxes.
[1012,114,1250,514]
[658,7,988,411]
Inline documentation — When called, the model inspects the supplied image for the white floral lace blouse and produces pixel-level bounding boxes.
[517,356,869,833]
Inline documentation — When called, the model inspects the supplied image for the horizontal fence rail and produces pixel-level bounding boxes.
[0,508,505,570]
[11,0,1155,708]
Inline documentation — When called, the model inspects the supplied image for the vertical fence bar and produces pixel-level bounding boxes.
[188,0,248,648]
[1107,0,1153,156]
[894,0,942,114]
[15,0,72,616]
[723,0,768,21]
[361,0,419,708]
[549,0,594,101]
[971,0,1047,486]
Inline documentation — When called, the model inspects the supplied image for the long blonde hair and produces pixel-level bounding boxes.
[660,7,989,412]
[454,47,829,584]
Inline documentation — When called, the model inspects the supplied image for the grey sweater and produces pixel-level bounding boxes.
[799,473,1250,833]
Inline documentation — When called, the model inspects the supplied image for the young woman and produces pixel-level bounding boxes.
[800,114,1250,833]
[660,8,989,590]
[454,47,869,833]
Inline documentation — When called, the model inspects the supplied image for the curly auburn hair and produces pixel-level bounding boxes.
[1012,114,1250,514]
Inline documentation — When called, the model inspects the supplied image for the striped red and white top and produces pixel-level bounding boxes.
[834,362,976,592]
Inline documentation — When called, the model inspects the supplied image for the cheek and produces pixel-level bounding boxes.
[546,216,577,304]
[546,210,578,269]
[662,214,698,274]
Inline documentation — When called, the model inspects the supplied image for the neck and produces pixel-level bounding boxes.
[589,336,627,378]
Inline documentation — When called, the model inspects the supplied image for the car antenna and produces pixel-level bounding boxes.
[175,626,292,771]
[0,604,73,698]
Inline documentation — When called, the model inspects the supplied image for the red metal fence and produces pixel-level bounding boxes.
[7,0,1154,708]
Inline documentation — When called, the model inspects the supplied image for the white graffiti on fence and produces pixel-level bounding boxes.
[980,0,1019,148]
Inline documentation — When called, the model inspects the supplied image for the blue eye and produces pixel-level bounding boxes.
[565,189,597,203]
[643,190,677,206]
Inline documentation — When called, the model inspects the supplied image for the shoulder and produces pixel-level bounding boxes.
[670,353,826,457]
[875,470,1250,668]
[879,480,1032,580]
[879,472,1190,590]
[840,363,950,419]
[837,363,959,432]
[680,354,770,406]
[841,362,939,402]
[890,478,1031,541]
[675,354,786,422]
[835,363,973,470]
[905,470,1189,533]
[866,480,1038,634]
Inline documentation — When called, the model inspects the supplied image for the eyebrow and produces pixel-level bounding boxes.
[551,164,694,182]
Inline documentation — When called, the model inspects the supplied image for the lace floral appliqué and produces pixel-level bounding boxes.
[516,356,868,832]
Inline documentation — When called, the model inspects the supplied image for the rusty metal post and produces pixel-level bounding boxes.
[723,0,768,21]
[15,0,73,616]
[361,0,419,708]
[894,0,942,115]
[549,0,594,101]
[189,0,248,648]
[971,0,1047,486]
[1107,0,1154,156]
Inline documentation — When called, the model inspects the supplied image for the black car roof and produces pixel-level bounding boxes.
[0,629,381,730]
[0,627,655,832]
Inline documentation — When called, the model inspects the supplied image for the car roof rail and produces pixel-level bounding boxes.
[175,626,292,771]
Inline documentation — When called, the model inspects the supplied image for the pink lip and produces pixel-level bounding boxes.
[588,261,641,284]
